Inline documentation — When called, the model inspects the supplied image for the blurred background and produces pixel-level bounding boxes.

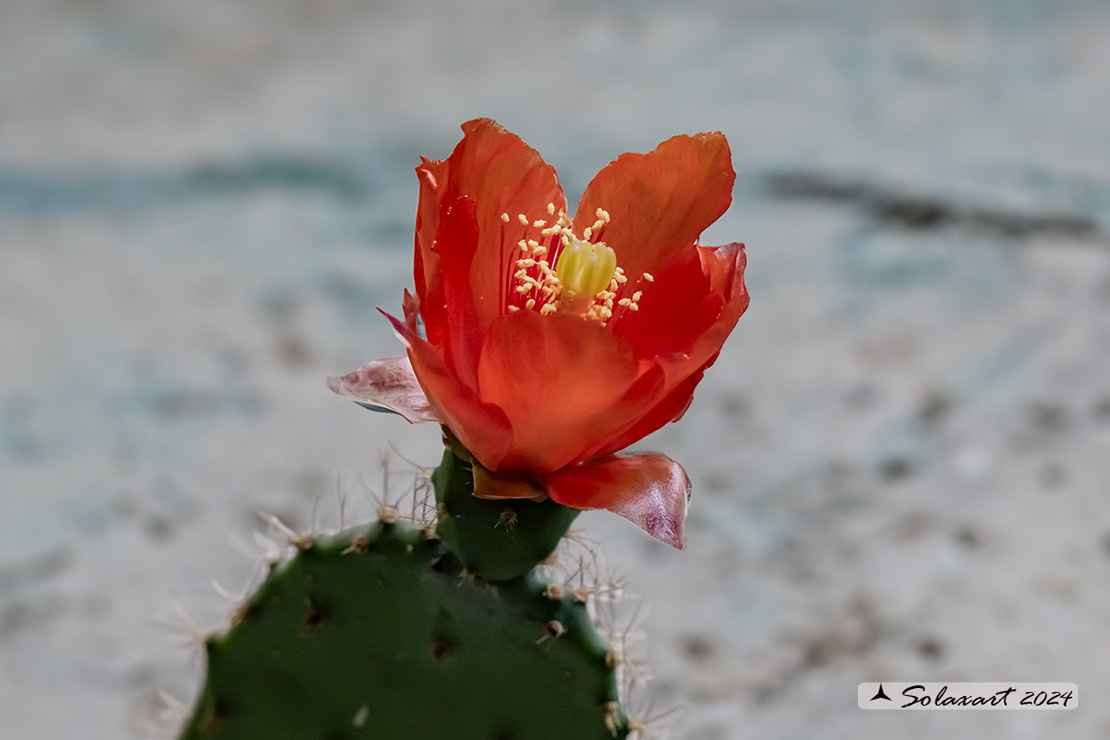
[2,0,1109,738]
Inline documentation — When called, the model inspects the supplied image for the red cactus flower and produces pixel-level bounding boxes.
[330,119,748,548]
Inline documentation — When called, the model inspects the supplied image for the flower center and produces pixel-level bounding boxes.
[555,239,616,298]
[499,205,651,324]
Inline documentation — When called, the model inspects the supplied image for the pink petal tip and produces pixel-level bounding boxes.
[543,454,691,549]
[327,354,441,425]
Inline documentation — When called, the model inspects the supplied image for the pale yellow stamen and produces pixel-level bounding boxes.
[502,205,643,324]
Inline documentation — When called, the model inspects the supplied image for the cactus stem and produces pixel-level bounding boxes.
[432,449,580,581]
[179,521,630,739]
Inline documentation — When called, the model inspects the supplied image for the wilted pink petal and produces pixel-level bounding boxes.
[542,454,690,549]
[327,355,441,424]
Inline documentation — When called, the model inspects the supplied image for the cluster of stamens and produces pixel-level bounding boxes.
[499,203,653,325]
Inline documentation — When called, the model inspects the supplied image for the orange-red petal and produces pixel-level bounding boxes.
[574,132,735,281]
[413,157,449,347]
[426,194,485,386]
[678,242,750,372]
[593,368,706,459]
[542,454,691,549]
[654,242,749,388]
[414,119,566,378]
[590,243,748,456]
[383,310,514,470]
[636,241,748,364]
[609,245,715,359]
[327,354,442,425]
[475,310,664,474]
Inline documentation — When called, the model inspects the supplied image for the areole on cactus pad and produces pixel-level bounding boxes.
[330,118,749,548]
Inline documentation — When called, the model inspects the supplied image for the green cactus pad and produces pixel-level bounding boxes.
[179,521,628,740]
[433,449,581,582]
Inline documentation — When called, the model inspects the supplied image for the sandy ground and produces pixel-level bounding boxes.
[2,1,1110,738]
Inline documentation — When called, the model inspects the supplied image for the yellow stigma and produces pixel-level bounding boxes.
[554,239,617,298]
